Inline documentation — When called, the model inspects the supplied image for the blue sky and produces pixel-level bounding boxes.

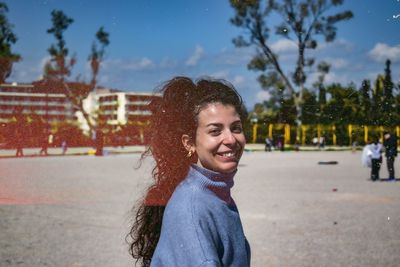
[3,0,400,110]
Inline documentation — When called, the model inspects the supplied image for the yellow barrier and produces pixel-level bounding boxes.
[251,123,400,145]
[252,124,258,143]
[332,125,336,146]
[284,124,290,144]
[348,124,352,146]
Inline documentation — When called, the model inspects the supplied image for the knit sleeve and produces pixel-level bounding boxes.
[198,259,222,267]
[150,186,223,266]
[191,191,226,264]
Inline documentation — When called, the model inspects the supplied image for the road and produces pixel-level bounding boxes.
[0,151,399,266]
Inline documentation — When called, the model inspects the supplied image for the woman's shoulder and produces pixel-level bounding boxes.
[167,177,219,208]
[164,177,227,221]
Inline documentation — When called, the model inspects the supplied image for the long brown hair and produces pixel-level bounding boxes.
[127,76,246,266]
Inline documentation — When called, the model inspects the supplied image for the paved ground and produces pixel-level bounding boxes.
[0,145,147,158]
[0,144,353,158]
[0,150,399,267]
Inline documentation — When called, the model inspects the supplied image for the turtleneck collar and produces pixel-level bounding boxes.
[189,164,236,204]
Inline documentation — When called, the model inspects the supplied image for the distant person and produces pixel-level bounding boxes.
[369,137,383,181]
[276,135,285,151]
[15,131,24,157]
[61,140,68,155]
[127,77,250,266]
[319,136,325,149]
[383,132,398,181]
[48,133,54,147]
[294,139,300,151]
[312,137,318,146]
[95,129,104,156]
[265,137,272,151]
[39,133,49,156]
[352,141,358,153]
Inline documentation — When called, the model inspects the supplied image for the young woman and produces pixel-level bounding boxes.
[369,135,383,181]
[128,77,251,267]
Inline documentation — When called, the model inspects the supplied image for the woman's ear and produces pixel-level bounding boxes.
[182,134,194,152]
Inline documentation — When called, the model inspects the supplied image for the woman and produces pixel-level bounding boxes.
[369,136,383,181]
[128,77,251,266]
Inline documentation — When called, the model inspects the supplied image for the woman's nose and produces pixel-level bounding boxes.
[222,130,236,144]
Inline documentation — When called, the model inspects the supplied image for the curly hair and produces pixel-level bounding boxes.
[127,76,246,266]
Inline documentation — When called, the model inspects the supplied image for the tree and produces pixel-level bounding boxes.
[89,27,109,88]
[323,83,359,125]
[395,86,400,126]
[0,2,20,83]
[382,59,395,126]
[359,79,372,125]
[315,61,330,106]
[371,75,384,126]
[300,89,318,124]
[44,10,75,80]
[229,0,353,138]
[44,10,110,155]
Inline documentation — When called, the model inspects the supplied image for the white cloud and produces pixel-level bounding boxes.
[210,70,229,79]
[256,90,271,102]
[186,45,204,66]
[159,57,178,68]
[105,57,155,71]
[7,57,45,83]
[306,70,355,87]
[327,58,349,69]
[271,39,297,53]
[233,75,245,86]
[318,39,354,52]
[40,56,52,69]
[366,71,381,82]
[368,43,400,63]
[137,57,154,69]
[323,73,338,84]
[213,47,253,65]
[99,75,110,84]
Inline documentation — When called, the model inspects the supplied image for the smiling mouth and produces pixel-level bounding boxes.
[216,150,240,159]
[219,152,235,157]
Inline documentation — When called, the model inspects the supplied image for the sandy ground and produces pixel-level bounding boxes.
[0,151,399,267]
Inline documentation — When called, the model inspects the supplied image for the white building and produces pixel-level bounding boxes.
[78,88,159,135]
[0,81,159,144]
[0,82,76,124]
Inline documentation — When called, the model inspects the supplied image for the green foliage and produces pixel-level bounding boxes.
[44,9,110,137]
[230,0,353,127]
[359,79,372,125]
[321,84,359,125]
[371,75,384,126]
[45,10,75,79]
[300,89,318,124]
[0,2,17,55]
[0,2,20,82]
[248,59,400,146]
[89,26,110,87]
[47,10,74,57]
[382,59,395,126]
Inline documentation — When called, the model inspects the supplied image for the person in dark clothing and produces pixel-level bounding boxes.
[95,129,104,156]
[265,137,272,151]
[15,131,24,157]
[383,132,398,181]
[369,136,383,181]
[39,133,49,156]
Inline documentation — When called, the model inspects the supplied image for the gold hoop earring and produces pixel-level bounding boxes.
[187,150,193,158]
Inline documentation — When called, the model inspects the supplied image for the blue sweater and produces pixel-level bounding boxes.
[150,164,251,267]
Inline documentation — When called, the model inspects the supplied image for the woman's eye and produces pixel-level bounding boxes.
[209,129,221,135]
[232,126,243,133]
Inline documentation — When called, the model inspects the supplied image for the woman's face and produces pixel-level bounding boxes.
[192,102,245,173]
